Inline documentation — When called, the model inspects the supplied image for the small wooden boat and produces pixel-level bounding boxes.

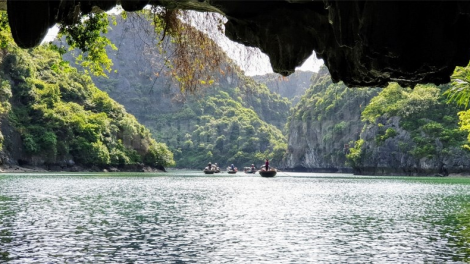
[204,169,215,174]
[259,170,277,177]
[243,167,256,174]
[227,170,237,174]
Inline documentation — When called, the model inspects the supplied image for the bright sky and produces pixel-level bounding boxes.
[213,32,323,76]
[184,12,323,76]
[42,9,324,76]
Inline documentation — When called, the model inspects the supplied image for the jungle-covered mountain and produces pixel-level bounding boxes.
[286,66,470,175]
[0,12,174,171]
[78,13,292,169]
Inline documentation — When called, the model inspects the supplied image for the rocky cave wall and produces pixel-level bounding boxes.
[3,1,470,88]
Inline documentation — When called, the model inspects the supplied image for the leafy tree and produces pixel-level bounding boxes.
[445,63,470,108]
[445,63,470,151]
[57,12,116,77]
[346,139,364,168]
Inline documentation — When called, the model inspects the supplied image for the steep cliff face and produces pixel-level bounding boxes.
[355,117,470,176]
[286,70,470,175]
[349,84,470,176]
[284,67,380,171]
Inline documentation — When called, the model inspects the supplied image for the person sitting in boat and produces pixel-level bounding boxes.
[230,164,235,171]
[250,164,256,172]
[208,162,212,171]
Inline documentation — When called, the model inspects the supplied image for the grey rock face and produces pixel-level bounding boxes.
[356,116,470,176]
[284,69,379,171]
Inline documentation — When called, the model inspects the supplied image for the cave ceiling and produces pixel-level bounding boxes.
[2,0,470,88]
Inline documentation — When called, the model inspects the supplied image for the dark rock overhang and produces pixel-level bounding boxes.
[3,0,470,88]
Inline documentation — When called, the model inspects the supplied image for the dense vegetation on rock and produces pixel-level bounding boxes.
[150,88,288,168]
[284,67,380,171]
[0,12,174,170]
[347,83,470,175]
[82,14,291,169]
[286,64,470,175]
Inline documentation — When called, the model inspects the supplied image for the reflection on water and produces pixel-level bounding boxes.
[454,206,470,263]
[1,172,470,263]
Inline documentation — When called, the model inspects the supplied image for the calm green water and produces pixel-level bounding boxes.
[1,171,470,263]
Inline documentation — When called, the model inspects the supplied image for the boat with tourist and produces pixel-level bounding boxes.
[244,164,257,174]
[259,169,277,177]
[204,162,219,174]
[213,163,220,173]
[227,164,238,174]
[244,167,256,174]
[259,159,276,177]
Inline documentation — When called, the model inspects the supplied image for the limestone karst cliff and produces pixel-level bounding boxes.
[286,68,470,175]
[349,84,470,176]
[284,67,380,172]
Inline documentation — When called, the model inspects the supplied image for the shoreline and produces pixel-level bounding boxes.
[0,164,166,173]
[1,165,469,177]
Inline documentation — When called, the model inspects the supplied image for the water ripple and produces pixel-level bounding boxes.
[0,173,469,263]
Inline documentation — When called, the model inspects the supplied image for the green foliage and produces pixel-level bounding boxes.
[0,80,12,115]
[445,63,470,152]
[144,142,175,167]
[457,110,470,151]
[333,121,348,134]
[361,83,408,123]
[288,71,380,167]
[445,63,470,108]
[0,29,174,168]
[376,128,397,143]
[57,13,117,77]
[291,74,380,124]
[357,82,467,160]
[346,139,364,168]
[0,12,13,51]
[85,14,291,169]
[22,134,39,154]
[148,87,287,168]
